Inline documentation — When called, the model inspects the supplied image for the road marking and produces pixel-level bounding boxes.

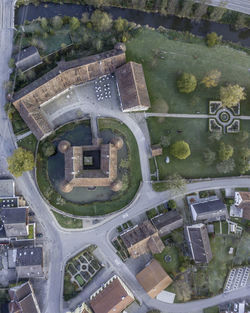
[122,213,128,219]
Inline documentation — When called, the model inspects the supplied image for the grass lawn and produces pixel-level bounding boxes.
[204,306,219,313]
[28,224,34,239]
[233,231,250,265]
[52,211,83,229]
[147,117,250,179]
[10,107,29,135]
[154,246,180,276]
[126,29,250,115]
[36,119,141,216]
[17,134,37,154]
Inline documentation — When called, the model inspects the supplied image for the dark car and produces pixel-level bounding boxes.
[28,212,35,216]
[36,233,43,238]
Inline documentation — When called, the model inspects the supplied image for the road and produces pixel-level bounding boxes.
[195,0,250,15]
[0,0,250,312]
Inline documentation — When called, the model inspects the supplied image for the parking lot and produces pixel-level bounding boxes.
[224,267,250,292]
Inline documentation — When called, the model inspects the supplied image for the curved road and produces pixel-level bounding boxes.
[0,1,249,312]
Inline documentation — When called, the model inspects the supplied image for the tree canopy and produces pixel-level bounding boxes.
[170,140,191,159]
[201,69,221,88]
[206,32,221,47]
[42,142,56,157]
[216,158,235,174]
[8,148,34,177]
[52,16,63,30]
[220,84,246,108]
[177,72,197,94]
[70,17,80,31]
[218,142,234,161]
[91,10,113,32]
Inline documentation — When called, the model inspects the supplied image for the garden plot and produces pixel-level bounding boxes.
[65,248,101,291]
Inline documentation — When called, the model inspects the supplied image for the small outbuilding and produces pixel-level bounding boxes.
[15,46,42,72]
[151,145,163,157]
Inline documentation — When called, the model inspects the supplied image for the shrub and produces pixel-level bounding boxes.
[170,140,191,160]
[42,141,56,157]
[206,32,221,47]
[168,199,177,209]
[177,72,197,93]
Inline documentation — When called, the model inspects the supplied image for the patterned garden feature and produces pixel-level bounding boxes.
[64,246,101,295]
[208,101,240,133]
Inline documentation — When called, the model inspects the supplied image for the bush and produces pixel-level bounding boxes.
[170,140,191,160]
[167,199,177,209]
[206,32,221,47]
[218,142,234,161]
[42,141,56,157]
[177,72,197,93]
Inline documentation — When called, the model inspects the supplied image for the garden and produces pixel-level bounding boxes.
[36,118,141,216]
[64,245,101,301]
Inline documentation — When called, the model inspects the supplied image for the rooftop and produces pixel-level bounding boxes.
[152,211,183,229]
[15,46,42,72]
[120,221,157,248]
[192,198,226,214]
[90,276,134,313]
[115,61,151,112]
[15,247,43,267]
[136,259,173,298]
[0,207,27,225]
[0,196,18,208]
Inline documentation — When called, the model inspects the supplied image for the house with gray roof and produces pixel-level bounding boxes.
[151,211,183,237]
[0,207,28,237]
[184,224,212,264]
[15,46,42,72]
[9,281,41,313]
[8,247,43,278]
[190,197,228,222]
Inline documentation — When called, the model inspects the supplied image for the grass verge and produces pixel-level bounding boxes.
[52,211,83,229]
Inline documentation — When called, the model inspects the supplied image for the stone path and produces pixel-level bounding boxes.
[146,112,250,119]
[16,130,32,141]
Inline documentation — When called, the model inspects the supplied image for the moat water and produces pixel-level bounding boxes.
[16,3,250,47]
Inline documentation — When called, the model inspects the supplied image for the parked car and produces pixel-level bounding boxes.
[28,212,35,216]
[36,233,43,238]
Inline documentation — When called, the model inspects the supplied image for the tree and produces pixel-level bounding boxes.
[218,142,234,161]
[177,72,197,94]
[210,1,227,21]
[85,0,104,7]
[81,12,89,24]
[114,17,128,33]
[42,142,56,157]
[179,0,193,17]
[7,148,34,177]
[164,173,187,195]
[170,140,191,160]
[201,69,221,88]
[237,130,249,143]
[91,10,113,32]
[238,148,250,174]
[193,0,209,21]
[52,16,63,30]
[220,84,246,108]
[40,17,48,30]
[206,32,221,47]
[208,132,222,142]
[93,38,103,51]
[160,135,171,147]
[216,158,235,174]
[70,17,80,31]
[168,199,177,209]
[8,58,15,69]
[166,0,178,15]
[203,147,216,165]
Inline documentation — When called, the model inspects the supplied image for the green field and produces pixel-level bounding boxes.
[126,29,250,115]
[52,211,83,229]
[154,246,180,276]
[147,117,250,179]
[17,134,38,154]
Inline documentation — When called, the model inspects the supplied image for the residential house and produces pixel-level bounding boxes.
[189,196,228,222]
[15,46,42,72]
[136,259,172,298]
[90,275,134,313]
[184,224,213,263]
[0,207,29,237]
[151,211,183,237]
[8,247,43,278]
[120,220,164,258]
[234,191,250,220]
[9,281,41,313]
[115,61,151,112]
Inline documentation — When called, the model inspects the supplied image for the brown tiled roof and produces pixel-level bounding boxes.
[120,221,157,248]
[12,48,126,140]
[115,61,151,111]
[147,234,164,254]
[238,191,250,202]
[243,207,250,220]
[90,277,134,313]
[151,145,162,157]
[136,259,172,298]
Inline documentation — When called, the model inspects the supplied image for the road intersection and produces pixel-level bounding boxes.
[0,0,249,312]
